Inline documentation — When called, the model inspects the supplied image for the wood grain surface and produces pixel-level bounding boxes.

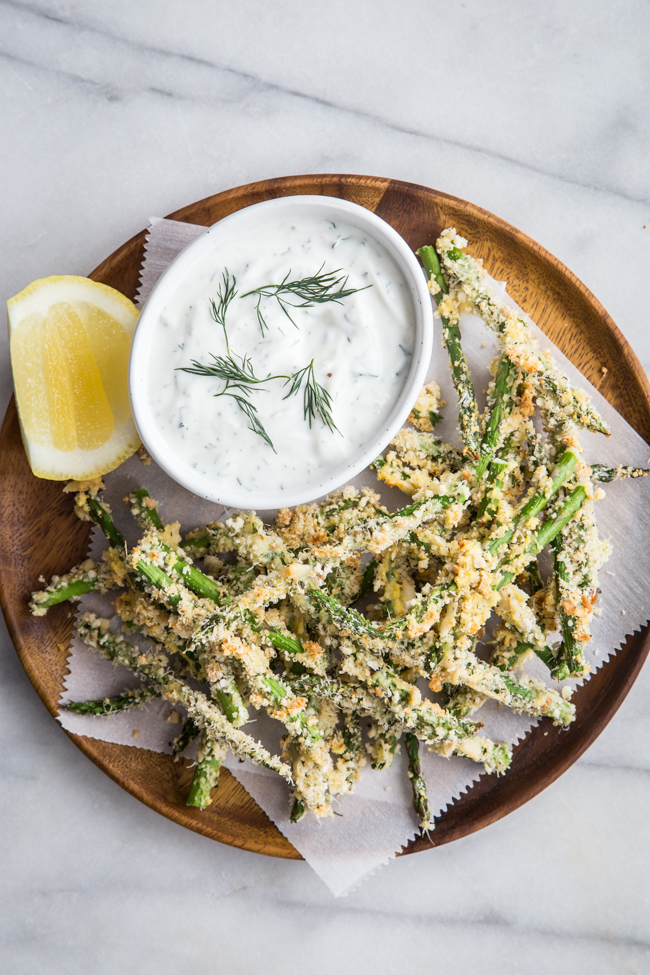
[2,173,649,861]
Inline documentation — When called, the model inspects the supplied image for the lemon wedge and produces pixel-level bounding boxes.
[7,275,141,479]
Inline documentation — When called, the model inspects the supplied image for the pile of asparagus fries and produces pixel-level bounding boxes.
[30,229,647,829]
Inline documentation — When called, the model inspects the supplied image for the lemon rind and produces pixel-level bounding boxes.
[7,275,139,337]
[21,416,141,480]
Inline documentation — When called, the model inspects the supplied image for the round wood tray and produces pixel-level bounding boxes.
[2,173,649,860]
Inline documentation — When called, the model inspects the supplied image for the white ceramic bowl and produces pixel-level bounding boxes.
[129,195,433,508]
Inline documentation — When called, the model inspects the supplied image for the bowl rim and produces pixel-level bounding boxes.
[128,194,433,508]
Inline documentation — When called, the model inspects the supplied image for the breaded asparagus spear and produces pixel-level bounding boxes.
[77,614,291,781]
[405,732,432,831]
[63,684,160,715]
[436,229,609,436]
[417,245,481,456]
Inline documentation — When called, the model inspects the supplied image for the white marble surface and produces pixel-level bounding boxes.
[1,1,650,970]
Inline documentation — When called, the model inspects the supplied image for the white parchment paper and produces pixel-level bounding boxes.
[58,218,650,896]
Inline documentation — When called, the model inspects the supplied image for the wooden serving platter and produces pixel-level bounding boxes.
[2,173,650,860]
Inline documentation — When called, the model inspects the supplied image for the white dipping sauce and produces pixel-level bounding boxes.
[147,212,414,498]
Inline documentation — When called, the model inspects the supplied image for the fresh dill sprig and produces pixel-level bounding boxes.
[209,270,238,350]
[177,284,340,450]
[227,394,276,452]
[179,350,273,397]
[241,264,370,334]
[283,359,339,434]
[177,333,277,451]
[179,352,338,443]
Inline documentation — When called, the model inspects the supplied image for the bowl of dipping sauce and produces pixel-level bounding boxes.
[129,196,433,508]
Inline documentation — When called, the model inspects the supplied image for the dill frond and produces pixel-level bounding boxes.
[209,270,238,350]
[224,394,276,452]
[241,264,370,334]
[179,350,271,396]
[284,360,339,434]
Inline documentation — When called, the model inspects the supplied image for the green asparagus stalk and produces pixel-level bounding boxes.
[417,245,481,456]
[546,484,609,680]
[212,677,249,727]
[437,236,609,435]
[133,536,225,605]
[85,494,126,548]
[127,488,165,532]
[532,486,587,550]
[77,614,292,781]
[126,556,182,609]
[476,457,509,521]
[289,674,511,773]
[433,645,575,726]
[180,529,212,558]
[172,717,200,757]
[589,464,650,482]
[405,732,431,831]
[474,356,519,480]
[267,629,304,655]
[551,534,584,681]
[186,733,227,809]
[486,450,579,557]
[63,684,160,715]
[30,569,101,614]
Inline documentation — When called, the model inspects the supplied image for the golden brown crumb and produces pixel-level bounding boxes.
[63,477,105,495]
[276,508,293,528]
[137,444,152,466]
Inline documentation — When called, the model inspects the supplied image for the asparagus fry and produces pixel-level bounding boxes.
[127,488,165,532]
[474,355,519,480]
[173,717,200,758]
[436,230,609,435]
[77,614,292,780]
[30,571,100,614]
[288,674,511,774]
[417,245,481,456]
[186,734,227,809]
[63,684,160,715]
[589,464,650,482]
[405,732,432,831]
[29,558,116,615]
[79,487,226,606]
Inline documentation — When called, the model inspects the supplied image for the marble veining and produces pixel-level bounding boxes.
[2,1,649,203]
[1,1,650,971]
